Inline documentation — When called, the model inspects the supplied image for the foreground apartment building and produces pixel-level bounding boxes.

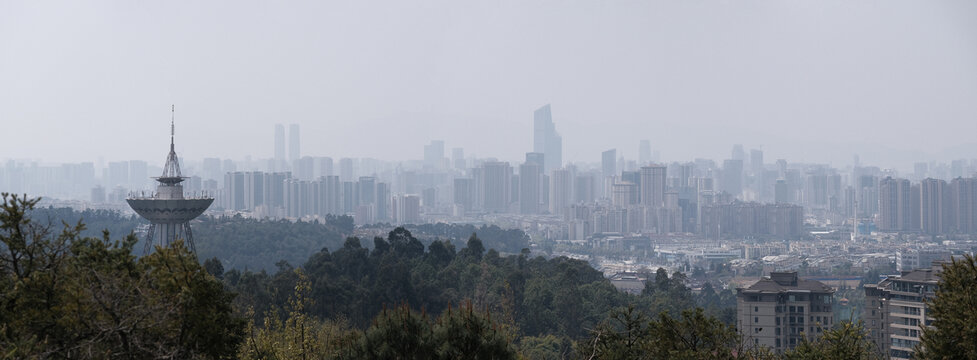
[737,272,835,353]
[864,263,941,360]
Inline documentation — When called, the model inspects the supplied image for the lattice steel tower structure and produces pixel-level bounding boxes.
[127,106,213,253]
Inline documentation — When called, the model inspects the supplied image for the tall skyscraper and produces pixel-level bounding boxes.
[921,178,949,235]
[551,168,573,215]
[288,124,300,163]
[274,124,286,164]
[639,140,651,166]
[480,161,512,213]
[602,149,617,178]
[878,177,912,232]
[533,104,562,173]
[640,165,667,208]
[950,177,977,234]
[722,159,744,198]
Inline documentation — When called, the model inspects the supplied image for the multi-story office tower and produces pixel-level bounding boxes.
[864,264,941,360]
[920,178,949,235]
[288,124,300,163]
[519,162,541,214]
[950,177,977,234]
[424,140,445,169]
[602,148,616,179]
[737,272,835,353]
[551,168,573,215]
[480,162,512,213]
[722,159,743,199]
[422,187,437,211]
[274,124,286,164]
[879,177,912,232]
[638,140,651,166]
[533,104,562,173]
[639,165,667,208]
[453,178,473,211]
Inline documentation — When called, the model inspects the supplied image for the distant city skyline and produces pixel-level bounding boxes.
[2,1,977,170]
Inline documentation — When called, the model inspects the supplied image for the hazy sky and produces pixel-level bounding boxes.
[2,1,976,171]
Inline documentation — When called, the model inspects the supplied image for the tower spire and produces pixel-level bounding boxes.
[170,104,175,151]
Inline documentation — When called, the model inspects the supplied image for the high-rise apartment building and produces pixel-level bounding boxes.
[737,272,834,353]
[879,177,913,232]
[550,168,573,216]
[722,159,744,199]
[639,165,666,208]
[950,177,977,234]
[519,162,541,214]
[864,264,941,360]
[920,178,949,235]
[394,194,421,224]
[533,104,562,173]
[480,162,512,213]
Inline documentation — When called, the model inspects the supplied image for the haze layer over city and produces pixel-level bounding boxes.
[3,1,977,169]
[3,1,977,359]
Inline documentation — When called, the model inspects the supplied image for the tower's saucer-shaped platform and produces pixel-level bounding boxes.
[127,198,214,224]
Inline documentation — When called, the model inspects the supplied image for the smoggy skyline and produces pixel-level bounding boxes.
[2,1,976,171]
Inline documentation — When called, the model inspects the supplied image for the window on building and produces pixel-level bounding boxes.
[754,317,758,323]
[798,306,804,313]
[755,306,758,312]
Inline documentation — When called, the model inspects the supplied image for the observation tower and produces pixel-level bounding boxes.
[127,106,213,253]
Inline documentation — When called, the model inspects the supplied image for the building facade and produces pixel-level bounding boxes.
[737,272,835,353]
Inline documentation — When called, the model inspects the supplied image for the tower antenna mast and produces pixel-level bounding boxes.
[170,104,175,151]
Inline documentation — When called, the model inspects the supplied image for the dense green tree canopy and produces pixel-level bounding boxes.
[917,254,977,360]
[0,193,245,359]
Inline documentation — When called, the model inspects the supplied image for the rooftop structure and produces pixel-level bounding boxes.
[737,272,835,353]
[864,263,942,360]
[127,106,213,253]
